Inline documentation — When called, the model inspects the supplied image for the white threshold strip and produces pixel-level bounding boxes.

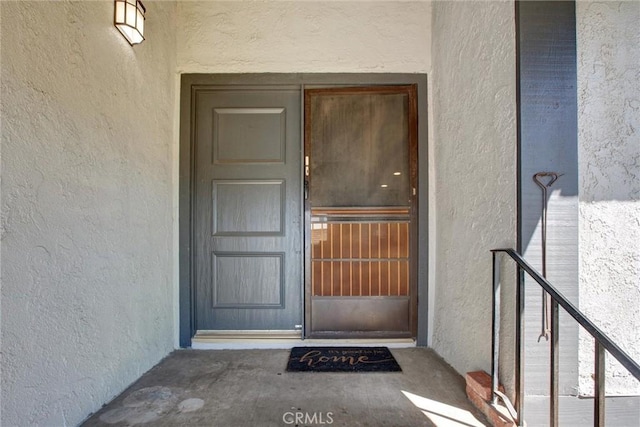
[191,330,416,350]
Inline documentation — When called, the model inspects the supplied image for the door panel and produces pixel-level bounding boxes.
[306,90,411,207]
[194,88,301,331]
[304,86,418,337]
[311,297,410,332]
[311,214,410,297]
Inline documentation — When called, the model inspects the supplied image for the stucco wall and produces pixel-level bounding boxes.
[431,0,517,385]
[0,1,177,425]
[177,1,431,73]
[577,1,640,395]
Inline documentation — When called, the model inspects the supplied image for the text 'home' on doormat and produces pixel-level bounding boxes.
[286,347,402,372]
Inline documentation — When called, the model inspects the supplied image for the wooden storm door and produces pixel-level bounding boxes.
[304,86,418,338]
[193,87,302,332]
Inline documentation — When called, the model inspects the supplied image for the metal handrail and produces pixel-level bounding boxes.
[490,248,640,427]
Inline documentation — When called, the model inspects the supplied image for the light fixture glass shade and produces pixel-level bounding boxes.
[114,0,145,45]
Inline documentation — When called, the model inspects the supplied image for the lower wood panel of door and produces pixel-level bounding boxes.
[309,296,411,338]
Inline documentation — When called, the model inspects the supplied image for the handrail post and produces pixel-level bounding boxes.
[516,265,525,426]
[594,342,605,426]
[491,251,500,404]
[550,299,559,427]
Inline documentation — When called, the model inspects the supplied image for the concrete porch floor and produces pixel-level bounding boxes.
[82,348,489,426]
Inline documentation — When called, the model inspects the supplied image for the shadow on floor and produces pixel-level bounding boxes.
[82,348,489,427]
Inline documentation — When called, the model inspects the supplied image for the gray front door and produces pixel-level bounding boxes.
[194,87,302,331]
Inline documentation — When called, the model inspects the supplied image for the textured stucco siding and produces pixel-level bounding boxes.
[0,1,177,425]
[177,1,431,73]
[577,1,640,395]
[431,0,517,389]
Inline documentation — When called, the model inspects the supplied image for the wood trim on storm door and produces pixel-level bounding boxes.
[303,85,418,338]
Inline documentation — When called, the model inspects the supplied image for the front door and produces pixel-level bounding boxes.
[193,87,302,331]
[305,86,418,338]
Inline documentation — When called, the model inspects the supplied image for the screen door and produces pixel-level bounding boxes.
[304,86,418,338]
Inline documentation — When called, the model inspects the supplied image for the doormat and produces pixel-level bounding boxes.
[286,347,402,372]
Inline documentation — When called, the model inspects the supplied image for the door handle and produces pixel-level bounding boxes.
[304,180,309,200]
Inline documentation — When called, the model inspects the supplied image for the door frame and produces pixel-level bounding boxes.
[179,74,429,347]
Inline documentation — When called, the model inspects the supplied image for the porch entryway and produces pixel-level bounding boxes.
[180,74,429,347]
[81,348,489,426]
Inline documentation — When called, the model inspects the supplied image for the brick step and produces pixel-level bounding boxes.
[466,371,519,427]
